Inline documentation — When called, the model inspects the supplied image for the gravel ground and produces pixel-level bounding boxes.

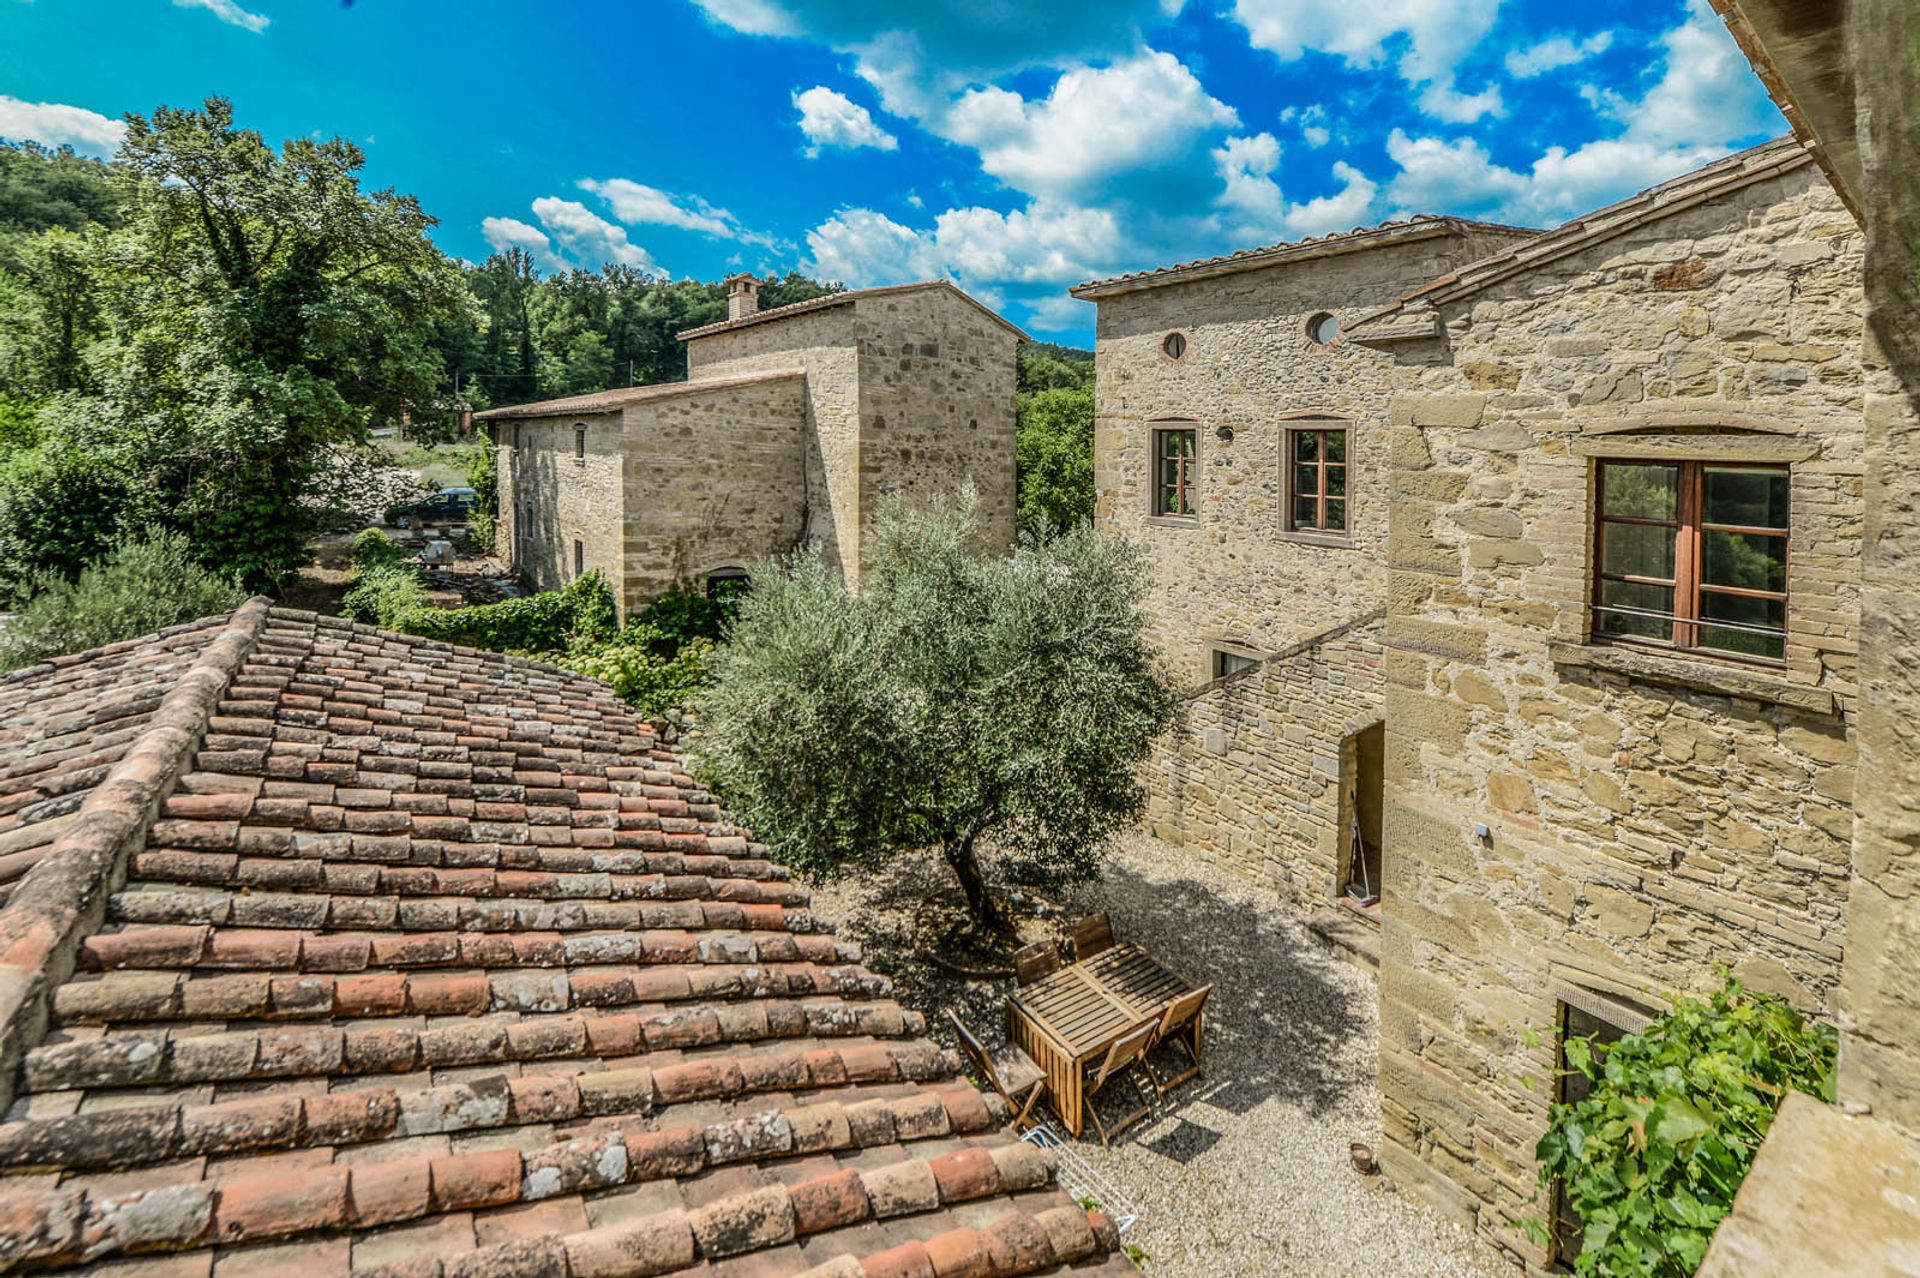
[807,833,1514,1278]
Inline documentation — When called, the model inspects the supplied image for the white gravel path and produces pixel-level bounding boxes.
[1046,833,1515,1278]
[810,834,1517,1278]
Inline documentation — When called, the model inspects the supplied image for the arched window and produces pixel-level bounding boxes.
[706,568,751,607]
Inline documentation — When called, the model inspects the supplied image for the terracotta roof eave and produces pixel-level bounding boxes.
[1348,138,1818,336]
[1069,216,1543,299]
[474,368,807,421]
[675,279,1030,342]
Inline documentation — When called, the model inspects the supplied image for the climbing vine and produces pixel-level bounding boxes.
[1528,977,1836,1277]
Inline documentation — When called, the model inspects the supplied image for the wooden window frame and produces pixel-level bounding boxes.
[1591,460,1789,666]
[1210,647,1259,680]
[1286,425,1348,534]
[1152,426,1198,520]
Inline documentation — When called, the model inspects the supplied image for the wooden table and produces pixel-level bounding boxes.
[1006,942,1198,1137]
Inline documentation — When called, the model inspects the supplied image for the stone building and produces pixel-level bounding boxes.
[1070,217,1538,937]
[1084,135,1870,1271]
[1343,137,1866,1268]
[479,278,1022,616]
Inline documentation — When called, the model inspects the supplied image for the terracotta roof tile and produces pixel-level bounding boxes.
[0,606,1123,1276]
[1069,214,1541,299]
[1347,136,1815,338]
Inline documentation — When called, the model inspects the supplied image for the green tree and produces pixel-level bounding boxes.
[0,443,135,605]
[1531,977,1837,1276]
[697,491,1175,928]
[1016,384,1095,533]
[52,96,470,587]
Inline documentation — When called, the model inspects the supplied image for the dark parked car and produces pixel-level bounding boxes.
[386,487,477,529]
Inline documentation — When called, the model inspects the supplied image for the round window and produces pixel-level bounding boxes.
[1307,312,1340,345]
[1162,332,1188,360]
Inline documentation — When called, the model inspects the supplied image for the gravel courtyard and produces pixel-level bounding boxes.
[809,834,1514,1278]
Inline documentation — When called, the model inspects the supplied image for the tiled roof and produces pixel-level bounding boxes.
[1347,137,1816,339]
[1068,215,1541,300]
[473,370,805,423]
[674,282,1029,343]
[0,604,1132,1278]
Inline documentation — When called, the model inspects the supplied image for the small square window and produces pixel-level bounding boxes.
[1153,427,1197,518]
[1211,648,1259,680]
[1287,426,1348,533]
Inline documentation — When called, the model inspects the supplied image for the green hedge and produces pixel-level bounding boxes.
[396,570,617,651]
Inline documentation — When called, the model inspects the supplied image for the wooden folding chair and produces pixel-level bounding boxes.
[1013,940,1060,987]
[946,1009,1046,1129]
[1142,983,1213,1097]
[1070,912,1114,961]
[1082,1019,1156,1146]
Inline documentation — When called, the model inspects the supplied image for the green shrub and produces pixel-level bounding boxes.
[0,530,246,670]
[396,570,616,652]
[350,527,406,573]
[632,582,732,652]
[558,632,714,720]
[340,561,429,631]
[468,509,496,555]
[1529,976,1837,1276]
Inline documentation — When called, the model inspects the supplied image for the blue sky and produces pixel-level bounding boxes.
[2,0,1787,343]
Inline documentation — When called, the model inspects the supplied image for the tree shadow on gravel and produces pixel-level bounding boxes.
[1074,861,1370,1118]
[805,846,1370,1123]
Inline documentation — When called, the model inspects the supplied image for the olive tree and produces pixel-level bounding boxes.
[696,491,1175,929]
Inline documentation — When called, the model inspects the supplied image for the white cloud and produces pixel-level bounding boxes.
[1383,2,1781,226]
[487,198,662,273]
[172,0,269,33]
[804,200,1119,291]
[578,178,737,237]
[804,208,945,285]
[1283,161,1379,236]
[0,96,127,156]
[942,51,1237,201]
[793,86,898,155]
[690,0,802,36]
[1215,132,1286,227]
[1505,31,1613,78]
[1229,0,1505,123]
[1214,135,1380,239]
[1281,104,1332,148]
[481,216,564,269]
[690,0,1188,121]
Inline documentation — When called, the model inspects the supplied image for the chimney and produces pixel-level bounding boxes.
[725,273,761,322]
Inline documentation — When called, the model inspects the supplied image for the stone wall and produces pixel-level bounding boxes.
[686,306,860,576]
[1091,229,1537,684]
[1145,611,1386,905]
[1837,0,1920,1134]
[497,410,625,602]
[616,374,809,609]
[853,288,1020,565]
[1368,163,1866,1267]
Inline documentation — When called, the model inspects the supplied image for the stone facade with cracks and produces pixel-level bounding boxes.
[482,281,1022,617]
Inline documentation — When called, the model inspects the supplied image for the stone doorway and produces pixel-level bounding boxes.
[1338,722,1384,914]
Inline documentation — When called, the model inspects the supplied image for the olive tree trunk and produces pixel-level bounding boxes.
[940,830,1005,930]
